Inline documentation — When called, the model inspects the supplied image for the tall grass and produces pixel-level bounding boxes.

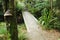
[39,8,60,30]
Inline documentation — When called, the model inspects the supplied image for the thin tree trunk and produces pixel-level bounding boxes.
[56,0,60,20]
[49,0,53,11]
[2,0,8,12]
[50,0,53,10]
[56,0,60,9]
[9,0,18,40]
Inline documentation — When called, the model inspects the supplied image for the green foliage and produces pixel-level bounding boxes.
[39,8,53,29]
[0,22,27,40]
[0,22,8,40]
[39,7,60,30]
[50,18,60,30]
[37,0,60,30]
[18,24,27,40]
[18,30,27,40]
[0,22,7,34]
[16,1,25,10]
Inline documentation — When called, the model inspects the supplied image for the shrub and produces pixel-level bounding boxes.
[18,24,27,40]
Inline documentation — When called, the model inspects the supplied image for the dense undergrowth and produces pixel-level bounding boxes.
[0,22,27,40]
[39,8,60,30]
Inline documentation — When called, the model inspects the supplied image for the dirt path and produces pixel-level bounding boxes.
[22,11,60,40]
[26,26,60,40]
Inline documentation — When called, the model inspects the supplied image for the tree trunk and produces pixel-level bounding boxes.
[9,0,18,40]
[50,0,53,10]
[2,0,10,32]
[56,0,60,20]
[2,0,9,12]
